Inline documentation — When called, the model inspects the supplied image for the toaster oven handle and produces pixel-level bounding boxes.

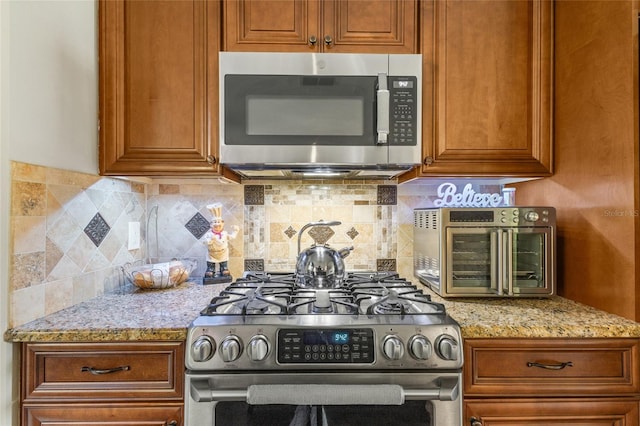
[492,230,503,295]
[505,229,514,295]
[376,73,390,145]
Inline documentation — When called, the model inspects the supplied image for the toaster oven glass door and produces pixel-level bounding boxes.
[445,227,552,296]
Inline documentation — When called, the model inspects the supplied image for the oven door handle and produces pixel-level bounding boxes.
[190,378,459,404]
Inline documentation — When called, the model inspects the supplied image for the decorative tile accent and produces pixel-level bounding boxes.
[185,212,211,239]
[377,185,397,205]
[244,259,264,272]
[377,258,397,272]
[84,213,110,247]
[245,185,265,205]
[346,227,359,240]
[284,226,297,239]
[308,226,335,245]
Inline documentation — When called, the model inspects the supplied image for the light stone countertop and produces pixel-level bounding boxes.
[426,290,640,339]
[3,281,223,342]
[4,281,640,343]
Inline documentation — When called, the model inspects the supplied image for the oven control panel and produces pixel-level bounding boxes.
[277,328,375,364]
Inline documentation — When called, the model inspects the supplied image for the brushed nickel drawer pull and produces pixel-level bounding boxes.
[81,365,130,375]
[526,361,573,370]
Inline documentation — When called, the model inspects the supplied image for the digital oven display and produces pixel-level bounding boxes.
[277,328,374,364]
[449,210,494,222]
[303,330,350,345]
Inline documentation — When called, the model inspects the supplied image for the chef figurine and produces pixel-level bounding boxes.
[203,203,239,284]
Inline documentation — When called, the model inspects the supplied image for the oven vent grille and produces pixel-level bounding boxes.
[414,209,438,229]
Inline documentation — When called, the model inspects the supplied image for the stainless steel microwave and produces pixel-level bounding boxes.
[414,207,556,298]
[219,52,422,180]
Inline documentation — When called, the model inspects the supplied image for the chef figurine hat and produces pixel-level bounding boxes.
[207,203,223,221]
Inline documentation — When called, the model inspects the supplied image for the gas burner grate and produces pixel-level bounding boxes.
[201,288,289,316]
[289,289,359,315]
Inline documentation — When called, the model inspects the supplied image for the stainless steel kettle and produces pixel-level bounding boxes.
[295,221,354,288]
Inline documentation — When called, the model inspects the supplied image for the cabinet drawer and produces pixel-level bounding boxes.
[465,398,640,425]
[23,342,184,401]
[464,338,640,396]
[23,403,182,426]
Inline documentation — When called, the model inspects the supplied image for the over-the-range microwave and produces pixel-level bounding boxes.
[414,207,556,298]
[219,52,422,180]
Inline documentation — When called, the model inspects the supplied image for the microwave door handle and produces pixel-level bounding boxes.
[491,230,503,295]
[376,73,390,145]
[505,229,514,295]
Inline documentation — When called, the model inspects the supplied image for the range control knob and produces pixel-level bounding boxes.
[191,335,215,362]
[247,335,270,362]
[435,335,459,361]
[220,336,243,362]
[524,211,540,222]
[408,335,432,360]
[382,335,405,360]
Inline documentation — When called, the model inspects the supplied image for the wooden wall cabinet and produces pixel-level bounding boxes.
[417,0,553,177]
[464,338,640,425]
[223,0,417,53]
[21,342,184,426]
[99,0,227,177]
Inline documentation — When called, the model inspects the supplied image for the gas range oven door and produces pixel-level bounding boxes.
[186,371,461,426]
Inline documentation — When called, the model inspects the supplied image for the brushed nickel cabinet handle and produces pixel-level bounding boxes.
[166,421,178,426]
[324,35,333,46]
[527,361,573,370]
[309,35,317,46]
[81,365,130,375]
[206,155,217,165]
[470,417,483,426]
[423,156,433,165]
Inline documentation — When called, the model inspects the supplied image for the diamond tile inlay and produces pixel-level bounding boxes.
[284,226,297,239]
[244,259,265,272]
[377,258,397,272]
[346,227,359,240]
[308,226,335,245]
[244,185,265,205]
[84,213,110,247]
[185,212,211,239]
[377,185,397,205]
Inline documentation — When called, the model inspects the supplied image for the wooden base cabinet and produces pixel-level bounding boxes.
[463,338,640,426]
[20,342,184,426]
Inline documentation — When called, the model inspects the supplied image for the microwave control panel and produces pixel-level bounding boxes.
[389,77,418,146]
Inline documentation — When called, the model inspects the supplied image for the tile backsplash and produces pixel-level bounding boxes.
[8,161,499,327]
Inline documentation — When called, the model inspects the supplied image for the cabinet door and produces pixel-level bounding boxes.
[223,0,416,53]
[23,404,182,426]
[465,398,640,426]
[99,0,222,176]
[419,0,553,176]
[322,0,417,53]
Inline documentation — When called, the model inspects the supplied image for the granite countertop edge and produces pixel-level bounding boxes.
[4,282,640,343]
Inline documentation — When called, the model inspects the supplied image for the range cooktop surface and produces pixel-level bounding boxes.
[186,271,462,372]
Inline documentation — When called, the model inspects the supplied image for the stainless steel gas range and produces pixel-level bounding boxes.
[185,271,463,426]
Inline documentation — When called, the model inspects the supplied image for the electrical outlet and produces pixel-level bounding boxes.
[128,222,140,250]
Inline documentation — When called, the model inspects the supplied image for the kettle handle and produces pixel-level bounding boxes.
[297,221,341,255]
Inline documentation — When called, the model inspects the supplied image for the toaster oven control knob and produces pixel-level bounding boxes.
[247,335,270,362]
[220,336,243,362]
[524,211,540,222]
[382,335,405,360]
[191,336,215,362]
[408,335,432,360]
[435,335,459,361]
